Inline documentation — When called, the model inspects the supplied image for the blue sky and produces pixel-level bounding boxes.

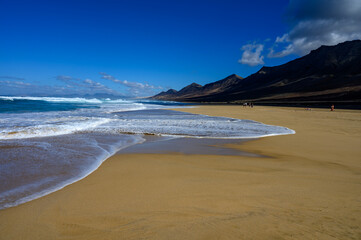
[1,0,360,97]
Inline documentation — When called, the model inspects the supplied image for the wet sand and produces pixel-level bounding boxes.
[0,105,360,239]
[120,135,259,157]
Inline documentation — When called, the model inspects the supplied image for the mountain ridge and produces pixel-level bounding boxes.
[152,74,243,100]
[151,40,361,104]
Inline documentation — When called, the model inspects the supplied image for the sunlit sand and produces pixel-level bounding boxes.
[1,105,360,239]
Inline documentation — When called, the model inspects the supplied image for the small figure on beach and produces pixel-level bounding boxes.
[331,104,335,111]
[250,102,254,108]
[243,103,247,108]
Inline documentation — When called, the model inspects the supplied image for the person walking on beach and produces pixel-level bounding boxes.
[331,104,335,111]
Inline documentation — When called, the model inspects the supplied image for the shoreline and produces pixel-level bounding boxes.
[0,107,293,211]
[118,135,260,157]
[175,101,361,110]
[0,134,145,211]
[0,105,360,239]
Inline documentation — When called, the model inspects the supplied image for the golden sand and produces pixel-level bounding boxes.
[0,105,360,239]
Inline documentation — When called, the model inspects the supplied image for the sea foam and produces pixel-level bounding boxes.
[0,134,144,210]
[0,97,295,210]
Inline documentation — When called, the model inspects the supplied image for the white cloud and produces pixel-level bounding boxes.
[82,78,116,93]
[0,76,25,81]
[0,75,123,97]
[268,40,295,58]
[0,80,31,87]
[238,43,265,66]
[275,34,289,43]
[56,75,74,81]
[269,0,361,57]
[0,80,71,96]
[55,75,118,95]
[99,72,163,96]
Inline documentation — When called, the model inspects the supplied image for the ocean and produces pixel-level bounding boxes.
[0,96,295,210]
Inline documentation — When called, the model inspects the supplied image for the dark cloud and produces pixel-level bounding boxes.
[285,0,361,23]
[269,0,361,57]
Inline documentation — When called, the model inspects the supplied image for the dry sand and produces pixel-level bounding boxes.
[0,105,360,240]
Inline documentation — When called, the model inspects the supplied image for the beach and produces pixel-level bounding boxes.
[0,105,360,239]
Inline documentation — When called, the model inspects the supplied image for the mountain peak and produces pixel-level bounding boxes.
[223,74,243,79]
[151,40,361,103]
[166,89,177,94]
[177,82,203,95]
[188,82,203,87]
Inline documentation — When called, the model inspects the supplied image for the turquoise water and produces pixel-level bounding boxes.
[0,96,186,114]
[0,98,98,113]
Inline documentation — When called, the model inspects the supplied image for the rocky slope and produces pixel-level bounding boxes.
[152,74,243,100]
[151,40,361,104]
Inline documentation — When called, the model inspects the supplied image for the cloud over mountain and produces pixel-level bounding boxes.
[269,0,361,57]
[238,43,265,66]
[239,0,361,65]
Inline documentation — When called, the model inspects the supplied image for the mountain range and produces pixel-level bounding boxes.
[151,40,361,105]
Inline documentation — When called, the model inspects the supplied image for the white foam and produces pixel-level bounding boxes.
[0,96,103,104]
[0,100,296,210]
[0,99,175,140]
[0,117,112,139]
[0,134,145,210]
[96,110,295,139]
[103,98,130,103]
[101,102,147,113]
